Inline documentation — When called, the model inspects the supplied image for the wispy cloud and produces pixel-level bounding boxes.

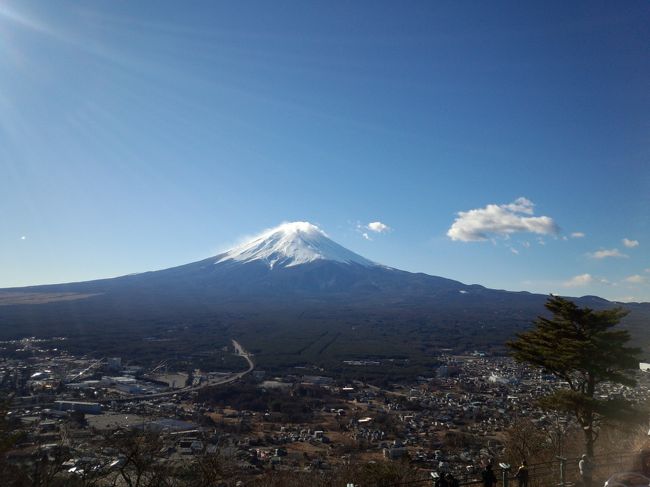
[361,232,371,241]
[622,238,639,248]
[623,274,646,284]
[570,232,585,238]
[587,248,628,259]
[563,273,594,287]
[447,197,558,242]
[615,296,637,303]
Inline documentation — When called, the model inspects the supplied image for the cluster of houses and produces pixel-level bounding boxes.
[5,339,650,483]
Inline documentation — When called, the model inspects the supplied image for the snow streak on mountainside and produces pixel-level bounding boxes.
[216,221,376,269]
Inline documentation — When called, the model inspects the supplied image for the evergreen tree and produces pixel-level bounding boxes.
[508,296,644,460]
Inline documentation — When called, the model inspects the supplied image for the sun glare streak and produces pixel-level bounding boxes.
[0,2,53,35]
[0,3,54,147]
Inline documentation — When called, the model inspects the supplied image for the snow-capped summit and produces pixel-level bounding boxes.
[216,221,376,269]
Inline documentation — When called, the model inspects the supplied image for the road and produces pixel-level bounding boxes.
[231,339,255,376]
[100,339,254,403]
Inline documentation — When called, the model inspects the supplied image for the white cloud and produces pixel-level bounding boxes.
[367,221,390,233]
[563,273,594,287]
[357,221,390,240]
[622,238,639,248]
[503,197,535,214]
[623,274,646,284]
[571,232,585,238]
[522,241,530,248]
[447,197,558,242]
[510,247,519,255]
[587,248,628,259]
[20,236,26,240]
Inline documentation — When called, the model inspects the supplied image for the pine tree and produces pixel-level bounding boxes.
[508,296,644,459]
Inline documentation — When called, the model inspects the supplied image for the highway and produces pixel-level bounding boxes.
[231,339,254,376]
[100,339,254,403]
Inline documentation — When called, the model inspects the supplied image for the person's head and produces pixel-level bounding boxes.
[486,464,492,470]
[446,473,454,480]
[522,460,527,466]
[582,454,588,459]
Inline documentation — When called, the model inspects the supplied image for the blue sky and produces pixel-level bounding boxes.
[1,1,648,301]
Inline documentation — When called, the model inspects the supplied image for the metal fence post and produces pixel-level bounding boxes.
[557,456,567,487]
[500,463,511,487]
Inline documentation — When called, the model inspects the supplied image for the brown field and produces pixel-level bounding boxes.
[0,291,98,305]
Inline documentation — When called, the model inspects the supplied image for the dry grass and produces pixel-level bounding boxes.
[0,291,98,305]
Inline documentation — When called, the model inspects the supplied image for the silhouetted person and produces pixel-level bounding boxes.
[446,472,460,487]
[482,463,498,487]
[515,460,529,487]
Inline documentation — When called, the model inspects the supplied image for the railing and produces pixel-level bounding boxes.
[346,451,642,487]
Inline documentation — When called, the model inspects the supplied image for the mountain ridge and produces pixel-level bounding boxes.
[0,222,648,365]
[0,221,646,307]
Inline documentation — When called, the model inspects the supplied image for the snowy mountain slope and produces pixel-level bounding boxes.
[216,222,375,269]
[1,221,649,353]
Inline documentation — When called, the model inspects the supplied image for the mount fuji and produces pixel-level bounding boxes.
[0,221,471,309]
[216,222,375,269]
[1,221,648,364]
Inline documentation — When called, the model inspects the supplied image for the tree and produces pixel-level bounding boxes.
[508,296,644,461]
[104,430,174,487]
[177,451,239,487]
[503,419,552,465]
[0,398,31,486]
